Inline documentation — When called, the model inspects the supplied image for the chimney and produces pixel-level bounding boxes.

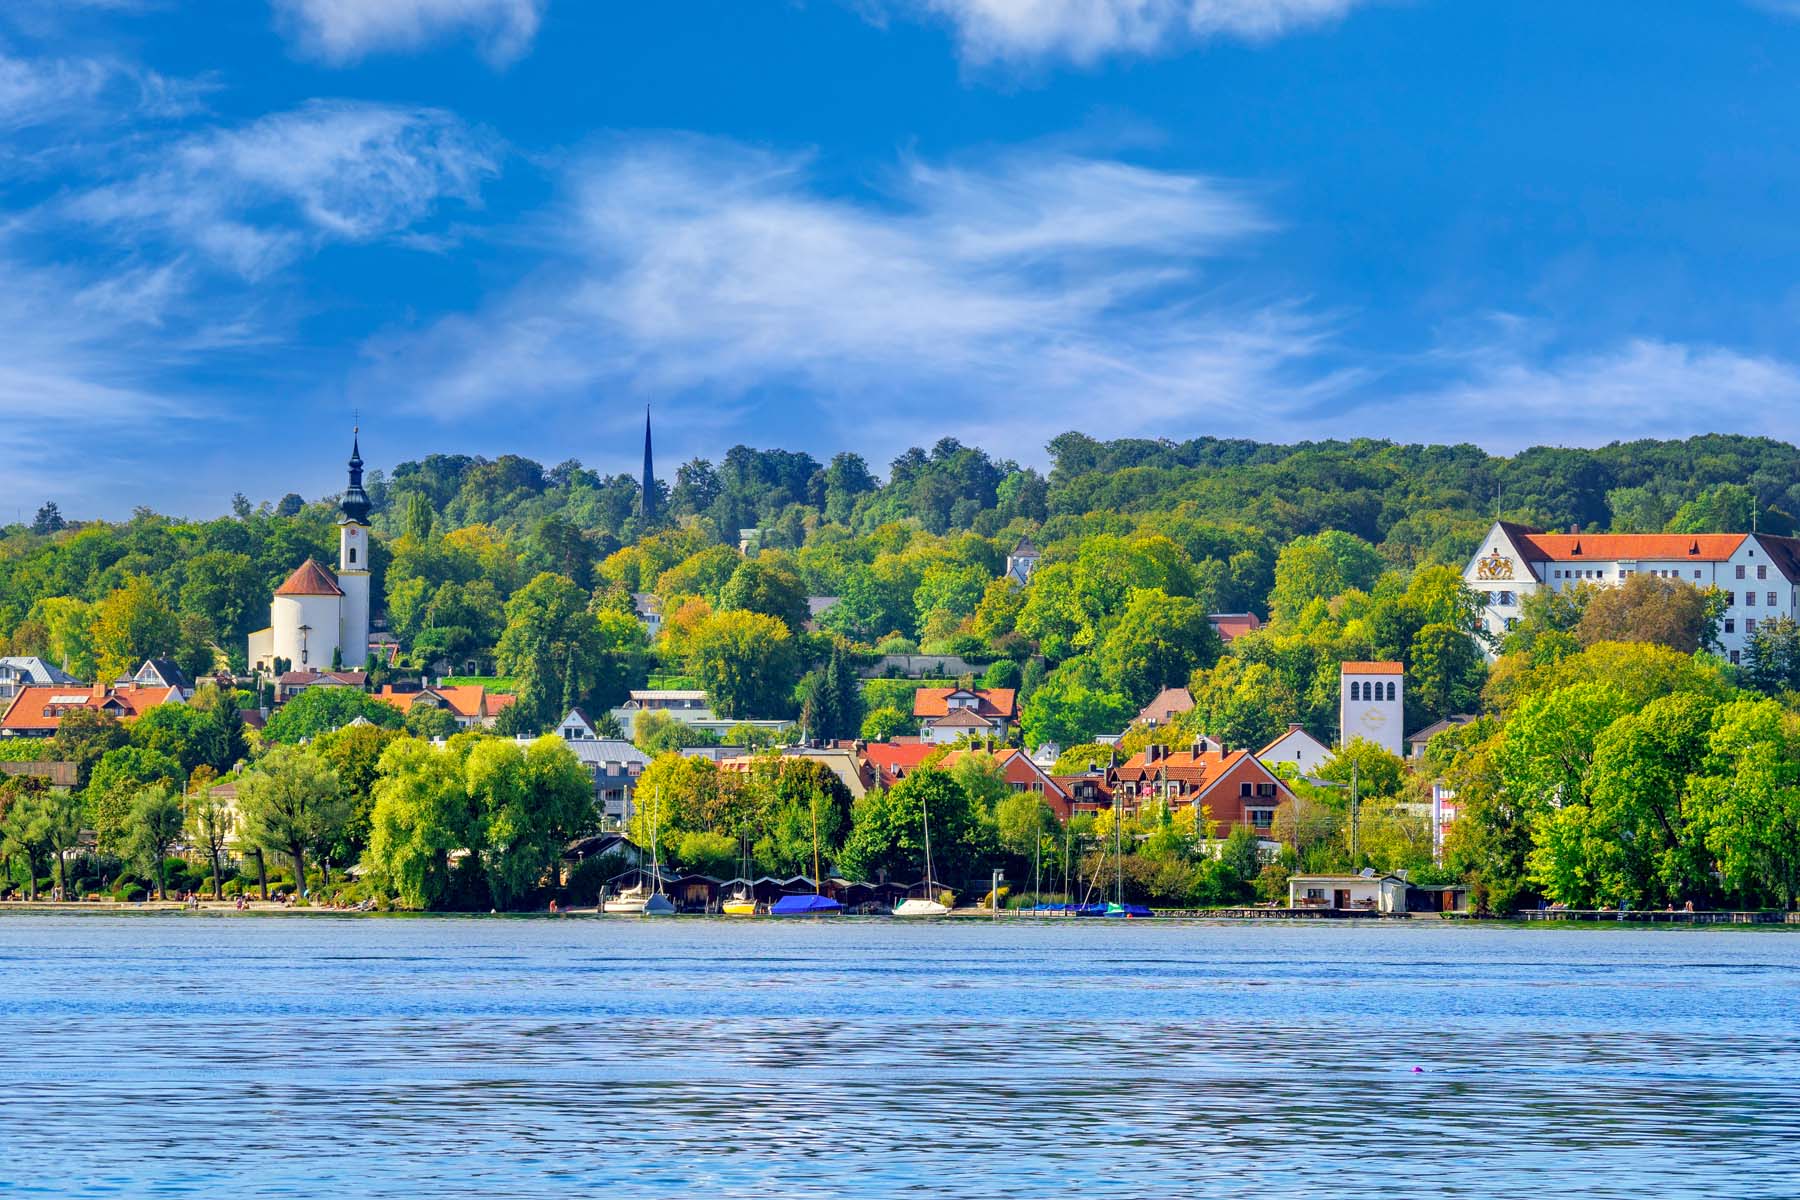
[1569,524,1579,535]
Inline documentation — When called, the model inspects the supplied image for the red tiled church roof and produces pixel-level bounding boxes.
[274,558,343,597]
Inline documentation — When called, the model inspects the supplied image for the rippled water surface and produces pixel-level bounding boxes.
[0,915,1795,1198]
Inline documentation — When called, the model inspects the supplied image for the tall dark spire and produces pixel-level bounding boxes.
[641,404,657,521]
[341,426,371,524]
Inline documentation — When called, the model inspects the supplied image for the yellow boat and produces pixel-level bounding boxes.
[722,897,758,916]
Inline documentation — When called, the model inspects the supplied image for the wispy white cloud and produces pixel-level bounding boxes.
[0,48,207,133]
[889,0,1369,65]
[354,136,1325,449]
[1355,333,1800,451]
[64,100,500,277]
[271,0,546,66]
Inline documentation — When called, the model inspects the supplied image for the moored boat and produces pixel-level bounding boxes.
[893,897,949,917]
[771,893,843,917]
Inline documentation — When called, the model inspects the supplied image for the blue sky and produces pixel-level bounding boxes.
[8,0,1800,518]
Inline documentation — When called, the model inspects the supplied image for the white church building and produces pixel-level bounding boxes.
[249,433,373,673]
[1463,520,1800,665]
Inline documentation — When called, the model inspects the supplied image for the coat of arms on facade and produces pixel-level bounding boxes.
[1476,551,1514,581]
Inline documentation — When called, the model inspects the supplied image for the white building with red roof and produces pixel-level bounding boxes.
[912,686,1017,744]
[248,433,374,673]
[1465,519,1800,665]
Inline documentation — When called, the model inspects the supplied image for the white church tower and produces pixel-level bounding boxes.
[1339,661,1405,758]
[336,429,372,669]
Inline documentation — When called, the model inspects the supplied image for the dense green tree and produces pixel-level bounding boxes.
[365,737,476,910]
[125,784,184,899]
[839,767,991,886]
[87,746,184,852]
[1019,658,1133,750]
[187,784,235,899]
[90,576,180,683]
[495,573,648,725]
[719,556,810,633]
[236,745,350,903]
[262,687,404,744]
[683,610,800,720]
[1575,574,1718,653]
[1690,698,1800,909]
[1096,588,1222,707]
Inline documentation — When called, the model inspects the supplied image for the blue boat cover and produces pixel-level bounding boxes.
[771,894,844,916]
[1104,903,1154,918]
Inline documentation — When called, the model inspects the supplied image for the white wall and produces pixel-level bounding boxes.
[338,521,371,669]
[271,593,341,672]
[1340,672,1404,758]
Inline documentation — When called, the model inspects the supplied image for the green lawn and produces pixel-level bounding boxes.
[438,675,519,692]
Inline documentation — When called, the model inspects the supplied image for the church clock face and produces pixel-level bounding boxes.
[1358,707,1388,732]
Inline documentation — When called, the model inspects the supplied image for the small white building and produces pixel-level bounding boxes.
[1339,661,1405,758]
[1257,723,1332,776]
[1005,536,1040,586]
[1289,871,1408,913]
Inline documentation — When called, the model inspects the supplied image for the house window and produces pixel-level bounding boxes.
[1248,809,1274,830]
[1239,782,1253,797]
[1731,650,1742,665]
[1746,593,1756,608]
[1693,570,1701,579]
[1747,618,1758,634]
[1306,888,1325,900]
[1256,782,1277,798]
[1737,565,1746,579]
[1725,592,1735,606]
[1725,619,1735,634]
[1759,565,1768,580]
[1769,592,1778,607]
[349,547,357,564]
[1386,681,1397,701]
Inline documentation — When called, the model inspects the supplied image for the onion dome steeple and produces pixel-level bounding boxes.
[341,427,371,524]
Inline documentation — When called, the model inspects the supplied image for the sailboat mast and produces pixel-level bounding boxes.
[811,792,822,896]
[921,786,934,900]
[1114,798,1123,905]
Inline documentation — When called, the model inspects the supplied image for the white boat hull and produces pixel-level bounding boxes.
[893,898,950,917]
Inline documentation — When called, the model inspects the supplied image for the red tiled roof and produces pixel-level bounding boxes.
[274,558,343,597]
[862,741,938,785]
[929,708,996,728]
[1136,686,1194,725]
[1208,613,1262,642]
[372,684,514,721]
[1340,661,1404,675]
[1511,532,1745,563]
[0,684,181,733]
[911,688,1017,719]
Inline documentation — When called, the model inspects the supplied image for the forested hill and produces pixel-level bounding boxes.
[4,431,1798,685]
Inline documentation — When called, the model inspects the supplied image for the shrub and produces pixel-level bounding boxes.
[564,853,630,905]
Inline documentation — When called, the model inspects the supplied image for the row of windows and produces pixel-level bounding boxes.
[1721,592,1780,608]
[1237,782,1280,798]
[1736,565,1770,580]
[1725,619,1769,636]
[1348,681,1396,702]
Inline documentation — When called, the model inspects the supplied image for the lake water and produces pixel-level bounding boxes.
[0,915,1793,1198]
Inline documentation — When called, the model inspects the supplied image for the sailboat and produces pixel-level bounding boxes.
[604,786,677,915]
[894,781,949,917]
[723,833,758,915]
[1102,802,1150,918]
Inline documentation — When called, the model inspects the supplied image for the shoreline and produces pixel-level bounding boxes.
[1,901,1795,928]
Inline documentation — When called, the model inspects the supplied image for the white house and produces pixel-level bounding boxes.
[249,432,373,673]
[1339,662,1405,758]
[1257,723,1332,776]
[1464,520,1800,665]
[1005,536,1040,586]
[1288,870,1408,913]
